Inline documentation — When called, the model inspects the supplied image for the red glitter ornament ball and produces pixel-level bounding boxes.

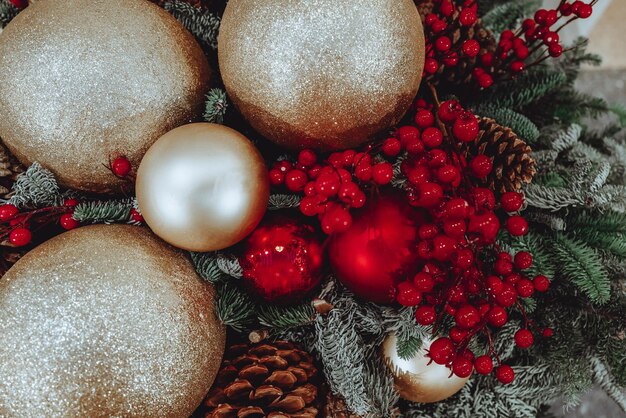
[328,193,423,303]
[239,212,325,304]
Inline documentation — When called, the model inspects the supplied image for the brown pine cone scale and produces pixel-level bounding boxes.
[200,342,319,418]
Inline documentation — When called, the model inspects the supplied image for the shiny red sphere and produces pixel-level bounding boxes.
[328,193,423,303]
[239,212,325,304]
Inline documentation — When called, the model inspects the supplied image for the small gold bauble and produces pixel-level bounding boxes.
[136,123,269,252]
[0,225,226,417]
[383,334,470,403]
[0,0,210,193]
[218,0,425,150]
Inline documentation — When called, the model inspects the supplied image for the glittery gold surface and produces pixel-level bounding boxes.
[0,0,210,193]
[136,123,269,252]
[0,225,225,417]
[218,0,425,150]
[383,334,469,403]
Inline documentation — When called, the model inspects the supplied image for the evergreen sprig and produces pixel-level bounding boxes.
[72,199,135,224]
[0,0,17,28]
[164,1,220,50]
[203,88,228,124]
[9,162,61,208]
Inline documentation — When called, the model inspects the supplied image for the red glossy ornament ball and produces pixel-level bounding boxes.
[239,212,325,304]
[328,193,423,303]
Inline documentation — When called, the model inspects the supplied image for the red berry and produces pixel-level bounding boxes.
[452,356,474,378]
[542,327,554,338]
[549,43,563,57]
[416,182,444,208]
[435,36,452,52]
[516,279,534,298]
[505,273,521,285]
[496,365,515,384]
[443,52,459,67]
[478,73,494,88]
[111,156,132,177]
[474,355,494,375]
[315,172,341,197]
[424,58,439,74]
[438,100,463,123]
[439,0,454,16]
[515,329,534,348]
[421,127,443,148]
[63,198,79,208]
[462,39,480,57]
[130,208,144,223]
[444,198,470,220]
[515,46,529,60]
[437,164,460,184]
[397,282,422,306]
[486,275,504,295]
[468,212,500,243]
[496,283,518,307]
[414,272,435,292]
[453,111,479,142]
[408,166,431,186]
[510,61,525,73]
[432,235,457,261]
[415,305,437,325]
[488,306,508,327]
[322,206,352,234]
[431,19,447,33]
[453,248,474,269]
[545,9,559,26]
[514,251,533,270]
[9,0,27,9]
[543,31,559,45]
[397,126,420,144]
[494,258,514,276]
[533,275,551,292]
[506,216,529,236]
[298,149,317,167]
[415,109,435,128]
[459,8,477,26]
[9,227,32,247]
[0,204,19,221]
[470,155,493,178]
[449,327,468,344]
[307,164,322,179]
[472,187,496,210]
[60,213,80,230]
[300,196,321,217]
[534,9,548,24]
[576,4,592,18]
[428,337,456,365]
[285,169,308,192]
[372,163,393,185]
[269,168,285,186]
[500,192,524,212]
[382,138,402,157]
[455,305,481,329]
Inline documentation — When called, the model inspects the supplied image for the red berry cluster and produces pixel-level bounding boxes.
[270,149,394,234]
[0,198,80,247]
[385,100,551,384]
[476,0,597,83]
[418,0,494,87]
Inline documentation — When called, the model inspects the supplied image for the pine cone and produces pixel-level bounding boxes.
[467,118,537,193]
[322,392,362,418]
[200,341,320,418]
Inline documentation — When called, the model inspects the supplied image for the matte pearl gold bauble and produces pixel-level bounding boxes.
[0,0,210,193]
[0,225,225,417]
[383,334,470,403]
[136,123,269,252]
[218,0,425,150]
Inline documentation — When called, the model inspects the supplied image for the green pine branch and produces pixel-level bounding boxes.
[475,105,540,142]
[268,194,301,210]
[8,162,61,209]
[551,234,611,304]
[0,0,17,28]
[216,283,256,332]
[72,199,135,224]
[164,1,220,50]
[258,303,316,330]
[191,252,229,283]
[482,0,541,34]
[203,88,228,124]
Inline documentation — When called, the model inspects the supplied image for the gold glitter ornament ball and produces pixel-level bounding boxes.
[0,0,210,193]
[0,225,226,418]
[218,0,425,150]
[383,334,470,403]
